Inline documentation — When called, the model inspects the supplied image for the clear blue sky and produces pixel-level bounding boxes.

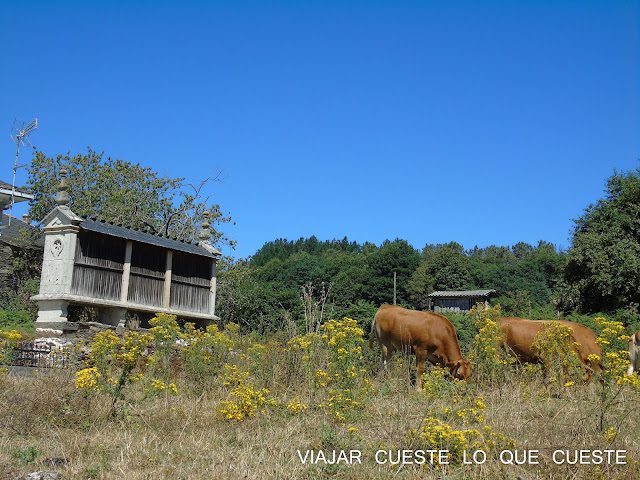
[2,1,638,259]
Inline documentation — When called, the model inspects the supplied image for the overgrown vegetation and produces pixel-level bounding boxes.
[216,238,569,334]
[1,310,639,479]
[2,155,640,476]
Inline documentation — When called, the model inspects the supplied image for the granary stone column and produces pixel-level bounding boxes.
[197,211,220,316]
[163,250,173,309]
[32,168,83,334]
[210,261,217,316]
[101,307,127,331]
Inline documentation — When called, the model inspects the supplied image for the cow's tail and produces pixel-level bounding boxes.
[369,315,378,350]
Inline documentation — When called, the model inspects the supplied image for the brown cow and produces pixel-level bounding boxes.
[628,331,640,375]
[369,305,471,389]
[498,317,602,381]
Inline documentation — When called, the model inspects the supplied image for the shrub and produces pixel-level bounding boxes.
[469,304,512,385]
[530,321,583,388]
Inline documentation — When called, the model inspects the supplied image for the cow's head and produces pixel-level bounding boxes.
[450,358,472,380]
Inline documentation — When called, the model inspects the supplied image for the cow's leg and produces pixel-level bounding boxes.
[629,351,638,375]
[379,343,395,376]
[415,348,427,391]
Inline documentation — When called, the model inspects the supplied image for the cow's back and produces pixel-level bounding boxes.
[556,320,601,363]
[499,317,542,363]
[499,317,601,368]
[375,305,455,349]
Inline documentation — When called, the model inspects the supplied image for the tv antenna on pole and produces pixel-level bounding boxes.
[8,117,37,226]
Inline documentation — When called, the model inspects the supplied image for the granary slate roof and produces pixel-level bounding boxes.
[428,289,496,298]
[79,217,219,258]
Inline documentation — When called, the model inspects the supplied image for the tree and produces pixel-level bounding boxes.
[428,242,470,291]
[406,261,433,310]
[558,167,640,313]
[362,239,421,306]
[27,148,234,247]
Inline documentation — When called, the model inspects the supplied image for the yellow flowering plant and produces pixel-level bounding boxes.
[286,332,323,390]
[317,318,374,423]
[530,321,583,389]
[0,329,22,365]
[73,328,153,416]
[180,322,234,390]
[591,317,640,431]
[215,363,276,421]
[469,304,512,385]
[148,313,181,378]
[286,397,307,415]
[405,417,515,466]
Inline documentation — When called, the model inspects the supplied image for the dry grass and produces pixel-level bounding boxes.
[1,342,639,480]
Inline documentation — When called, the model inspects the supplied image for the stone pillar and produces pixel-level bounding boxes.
[120,241,133,303]
[34,219,81,334]
[34,299,74,337]
[37,224,80,297]
[163,250,173,309]
[209,260,217,316]
[101,307,127,331]
[32,169,84,334]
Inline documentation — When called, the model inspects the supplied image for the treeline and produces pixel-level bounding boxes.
[217,167,640,333]
[215,237,567,333]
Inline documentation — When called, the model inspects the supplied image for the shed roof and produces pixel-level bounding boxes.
[0,213,44,247]
[428,289,496,298]
[0,180,33,201]
[80,218,219,258]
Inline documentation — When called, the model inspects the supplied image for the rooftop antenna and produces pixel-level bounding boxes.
[8,117,37,226]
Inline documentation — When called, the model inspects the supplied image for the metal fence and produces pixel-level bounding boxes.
[10,342,80,369]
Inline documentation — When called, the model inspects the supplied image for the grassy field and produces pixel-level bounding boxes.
[1,313,639,480]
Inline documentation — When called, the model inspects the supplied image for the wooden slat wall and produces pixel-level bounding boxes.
[128,243,166,307]
[71,231,125,300]
[69,231,213,314]
[170,251,211,312]
[71,265,122,300]
[170,283,210,312]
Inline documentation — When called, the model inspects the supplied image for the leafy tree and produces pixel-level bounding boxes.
[362,239,421,306]
[558,167,640,313]
[428,242,470,291]
[27,148,234,247]
[469,242,565,308]
[215,259,293,333]
[408,242,471,308]
[406,261,433,310]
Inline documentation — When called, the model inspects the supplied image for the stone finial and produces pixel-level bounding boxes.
[54,168,70,206]
[198,211,211,242]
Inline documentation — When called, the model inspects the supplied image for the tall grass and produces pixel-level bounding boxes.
[0,312,639,479]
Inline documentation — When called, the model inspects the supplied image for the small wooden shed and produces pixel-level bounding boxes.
[427,289,496,313]
[32,171,221,334]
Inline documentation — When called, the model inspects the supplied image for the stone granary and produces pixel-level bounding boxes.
[32,169,221,336]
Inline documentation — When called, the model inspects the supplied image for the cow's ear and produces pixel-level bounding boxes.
[452,359,463,375]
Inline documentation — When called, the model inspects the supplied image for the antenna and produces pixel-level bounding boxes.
[7,118,37,226]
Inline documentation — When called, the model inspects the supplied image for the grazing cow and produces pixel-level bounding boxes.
[369,305,471,389]
[498,317,602,381]
[628,331,640,375]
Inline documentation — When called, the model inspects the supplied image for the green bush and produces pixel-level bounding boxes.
[0,309,34,335]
